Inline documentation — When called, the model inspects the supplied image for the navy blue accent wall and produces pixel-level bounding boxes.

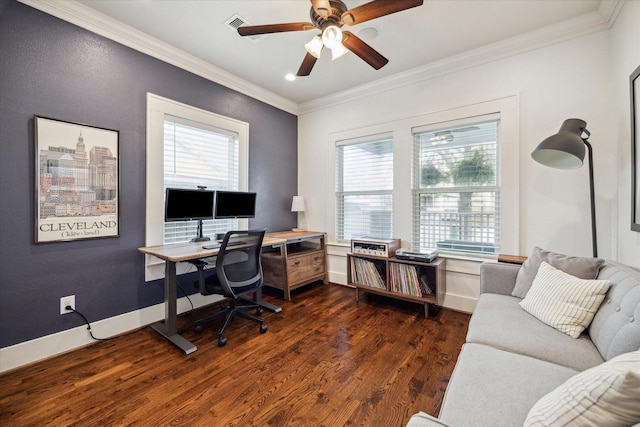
[0,1,298,348]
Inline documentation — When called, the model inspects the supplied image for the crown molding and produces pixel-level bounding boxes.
[599,0,626,23]
[18,0,300,115]
[18,0,625,117]
[298,0,625,115]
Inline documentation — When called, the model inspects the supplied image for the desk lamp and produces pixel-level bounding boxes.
[291,196,306,232]
[531,118,597,257]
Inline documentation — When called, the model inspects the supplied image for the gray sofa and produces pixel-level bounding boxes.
[407,258,640,427]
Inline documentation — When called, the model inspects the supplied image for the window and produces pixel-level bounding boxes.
[327,96,517,257]
[412,116,500,254]
[145,94,248,281]
[163,117,240,244]
[335,135,393,241]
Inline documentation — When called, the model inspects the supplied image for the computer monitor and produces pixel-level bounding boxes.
[164,188,215,242]
[164,188,215,221]
[214,191,257,219]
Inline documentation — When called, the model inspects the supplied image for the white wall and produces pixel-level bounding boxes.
[611,0,640,266]
[298,8,640,312]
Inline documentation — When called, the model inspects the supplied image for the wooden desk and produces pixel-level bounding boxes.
[138,236,286,354]
[261,231,328,300]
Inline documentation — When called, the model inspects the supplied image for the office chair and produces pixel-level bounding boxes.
[192,229,267,347]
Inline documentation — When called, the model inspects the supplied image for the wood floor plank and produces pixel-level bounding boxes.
[0,283,469,426]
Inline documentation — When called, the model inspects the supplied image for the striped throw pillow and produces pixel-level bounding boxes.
[524,350,640,427]
[519,262,610,338]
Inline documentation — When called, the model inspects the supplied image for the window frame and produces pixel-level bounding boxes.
[162,116,241,244]
[328,96,518,258]
[335,133,394,242]
[145,93,249,281]
[411,114,501,255]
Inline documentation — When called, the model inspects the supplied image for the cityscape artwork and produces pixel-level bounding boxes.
[34,116,119,243]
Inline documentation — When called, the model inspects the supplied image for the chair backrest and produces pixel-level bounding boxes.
[215,229,266,298]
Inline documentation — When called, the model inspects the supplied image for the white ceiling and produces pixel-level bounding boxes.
[27,0,620,111]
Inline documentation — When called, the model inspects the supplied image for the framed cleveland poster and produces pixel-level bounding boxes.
[34,115,119,243]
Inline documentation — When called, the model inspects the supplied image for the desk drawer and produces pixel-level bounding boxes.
[287,251,325,284]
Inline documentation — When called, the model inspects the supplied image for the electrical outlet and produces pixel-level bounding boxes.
[60,295,75,315]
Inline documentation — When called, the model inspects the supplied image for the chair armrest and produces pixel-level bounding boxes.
[480,262,521,295]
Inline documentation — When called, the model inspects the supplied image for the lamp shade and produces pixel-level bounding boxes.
[305,35,323,59]
[331,42,349,60]
[291,196,305,212]
[531,119,588,169]
[322,25,342,49]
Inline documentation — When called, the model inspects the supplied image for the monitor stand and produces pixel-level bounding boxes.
[191,219,211,242]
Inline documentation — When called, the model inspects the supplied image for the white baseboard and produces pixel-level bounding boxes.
[441,293,477,313]
[0,293,223,373]
[329,270,347,285]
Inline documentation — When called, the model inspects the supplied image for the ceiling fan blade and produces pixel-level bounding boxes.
[342,31,388,70]
[297,52,319,76]
[311,0,332,19]
[237,22,315,36]
[341,0,423,25]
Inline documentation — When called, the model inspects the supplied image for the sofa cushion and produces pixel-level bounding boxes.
[438,343,578,427]
[519,262,610,338]
[467,293,605,370]
[589,261,640,361]
[524,350,640,427]
[512,246,605,298]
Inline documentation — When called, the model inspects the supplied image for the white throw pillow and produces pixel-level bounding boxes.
[524,350,640,427]
[519,262,610,338]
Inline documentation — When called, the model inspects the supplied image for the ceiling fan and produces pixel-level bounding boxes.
[237,0,424,76]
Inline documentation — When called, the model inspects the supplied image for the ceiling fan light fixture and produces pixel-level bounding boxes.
[237,0,426,76]
[304,35,323,58]
[331,42,349,60]
[321,25,342,49]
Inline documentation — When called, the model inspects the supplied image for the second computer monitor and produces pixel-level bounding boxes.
[214,190,256,219]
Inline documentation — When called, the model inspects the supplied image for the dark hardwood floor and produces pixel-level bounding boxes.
[0,283,470,427]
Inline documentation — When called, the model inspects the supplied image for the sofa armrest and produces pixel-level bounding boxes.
[406,412,454,427]
[480,262,521,295]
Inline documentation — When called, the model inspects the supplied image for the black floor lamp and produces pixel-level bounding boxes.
[531,118,597,257]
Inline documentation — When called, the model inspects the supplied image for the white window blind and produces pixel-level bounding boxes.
[412,118,500,254]
[163,116,240,244]
[336,135,393,241]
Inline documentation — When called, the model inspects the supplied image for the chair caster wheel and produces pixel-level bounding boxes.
[260,323,267,334]
[218,336,227,347]
[257,307,264,315]
[194,324,203,333]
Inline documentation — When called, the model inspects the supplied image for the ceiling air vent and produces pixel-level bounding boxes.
[225,13,264,43]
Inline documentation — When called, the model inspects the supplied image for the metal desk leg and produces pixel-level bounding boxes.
[150,260,198,354]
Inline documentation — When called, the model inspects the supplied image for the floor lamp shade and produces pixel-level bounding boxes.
[531,118,597,257]
[531,119,588,169]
